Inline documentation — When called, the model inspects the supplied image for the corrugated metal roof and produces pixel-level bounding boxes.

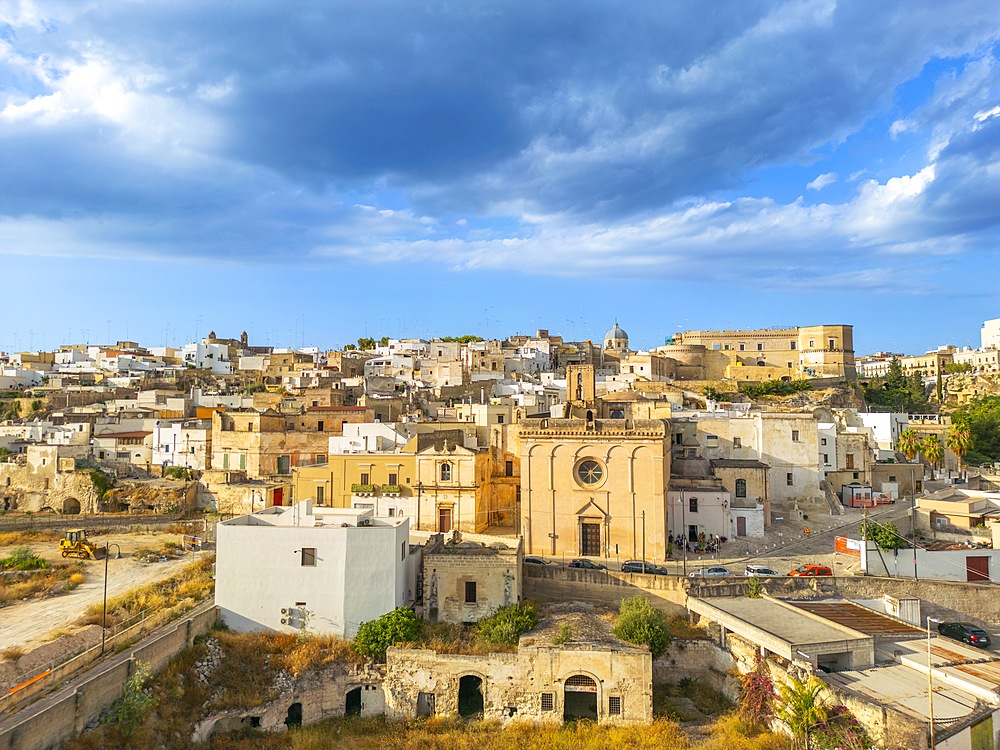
[787,600,923,636]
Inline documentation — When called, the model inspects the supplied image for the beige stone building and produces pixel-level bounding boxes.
[518,416,671,560]
[673,324,856,380]
[420,534,522,625]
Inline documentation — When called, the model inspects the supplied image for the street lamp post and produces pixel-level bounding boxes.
[101,543,122,655]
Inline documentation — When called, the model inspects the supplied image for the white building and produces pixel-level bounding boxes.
[857,412,908,458]
[180,341,233,375]
[153,420,212,470]
[215,501,416,638]
[981,317,1000,350]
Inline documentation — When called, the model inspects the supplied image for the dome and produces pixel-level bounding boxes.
[605,323,628,340]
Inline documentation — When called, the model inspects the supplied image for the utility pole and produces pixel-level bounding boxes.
[642,510,646,566]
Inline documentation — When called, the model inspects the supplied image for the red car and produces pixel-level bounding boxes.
[788,564,833,577]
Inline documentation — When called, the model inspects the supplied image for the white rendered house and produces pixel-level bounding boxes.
[215,501,416,637]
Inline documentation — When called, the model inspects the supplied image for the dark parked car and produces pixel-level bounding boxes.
[523,556,555,566]
[569,558,607,570]
[621,560,668,575]
[938,622,992,648]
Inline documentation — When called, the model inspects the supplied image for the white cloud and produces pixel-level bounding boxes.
[807,172,837,190]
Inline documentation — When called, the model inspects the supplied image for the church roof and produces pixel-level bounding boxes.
[605,322,629,340]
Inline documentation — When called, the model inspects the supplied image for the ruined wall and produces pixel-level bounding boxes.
[384,645,652,725]
[423,551,520,624]
[653,639,738,700]
[0,460,100,513]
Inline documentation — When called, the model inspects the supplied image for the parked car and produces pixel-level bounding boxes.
[523,556,555,566]
[788,564,833,577]
[938,622,992,648]
[745,565,782,577]
[569,558,607,570]
[689,566,732,577]
[621,560,668,575]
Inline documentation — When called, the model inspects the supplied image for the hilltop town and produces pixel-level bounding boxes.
[1,319,1000,750]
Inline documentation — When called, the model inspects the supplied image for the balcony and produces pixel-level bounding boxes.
[382,484,402,496]
[351,483,376,496]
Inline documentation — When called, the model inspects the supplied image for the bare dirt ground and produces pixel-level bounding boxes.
[0,531,202,653]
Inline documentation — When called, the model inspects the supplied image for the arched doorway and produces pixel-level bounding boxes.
[345,687,362,717]
[458,675,484,718]
[563,675,598,721]
[63,497,81,514]
[284,702,302,728]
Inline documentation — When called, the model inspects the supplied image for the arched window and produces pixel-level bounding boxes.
[441,463,452,482]
[735,479,747,498]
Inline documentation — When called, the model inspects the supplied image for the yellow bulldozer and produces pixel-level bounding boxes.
[59,529,105,559]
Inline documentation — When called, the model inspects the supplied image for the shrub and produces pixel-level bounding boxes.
[476,604,538,647]
[552,623,574,645]
[613,596,671,657]
[354,607,419,661]
[739,379,813,399]
[739,652,776,728]
[116,661,157,735]
[0,546,49,570]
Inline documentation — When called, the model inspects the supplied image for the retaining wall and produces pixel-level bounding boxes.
[0,604,219,750]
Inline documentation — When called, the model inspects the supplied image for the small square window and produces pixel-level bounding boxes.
[790,341,797,350]
[301,548,317,567]
[889,475,896,482]
[786,473,794,486]
[757,343,763,351]
[465,581,477,604]
[541,693,554,711]
[733,437,742,449]
[791,430,799,442]
[609,696,622,715]
[821,438,827,445]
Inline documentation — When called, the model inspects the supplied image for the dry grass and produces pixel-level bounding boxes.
[79,555,214,627]
[0,530,62,546]
[402,620,509,656]
[667,616,709,640]
[0,562,84,605]
[198,715,790,750]
[1,645,24,662]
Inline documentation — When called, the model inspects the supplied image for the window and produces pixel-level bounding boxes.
[853,472,860,479]
[505,460,513,477]
[735,479,746,498]
[791,430,799,442]
[823,453,829,464]
[809,339,815,348]
[440,463,452,481]
[401,542,407,561]
[821,438,827,445]
[360,472,369,485]
[845,453,855,469]
[689,497,698,513]
[889,475,896,482]
[497,415,504,424]
[608,696,622,715]
[739,344,745,351]
[723,344,730,350]
[576,459,604,486]
[315,486,325,505]
[388,473,398,486]
[301,548,317,567]
[790,341,797,350]
[786,473,794,486]
[317,420,324,431]
[757,343,763,351]
[712,344,721,351]
[733,437,742,449]
[829,339,836,349]
[465,581,477,604]
[541,693,554,711]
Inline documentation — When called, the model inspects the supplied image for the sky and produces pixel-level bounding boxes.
[1,0,999,357]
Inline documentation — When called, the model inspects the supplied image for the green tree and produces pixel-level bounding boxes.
[378,336,389,346]
[952,396,1000,465]
[897,429,922,461]
[353,607,419,662]
[776,675,829,750]
[858,519,906,550]
[946,423,972,476]
[476,603,538,647]
[922,434,943,476]
[863,359,931,413]
[29,399,42,412]
[612,596,671,658]
[356,337,376,351]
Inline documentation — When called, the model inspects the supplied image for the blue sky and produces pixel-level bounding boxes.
[1,1,999,357]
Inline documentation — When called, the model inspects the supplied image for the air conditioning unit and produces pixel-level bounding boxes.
[359,518,372,527]
[280,618,287,625]
[280,608,287,614]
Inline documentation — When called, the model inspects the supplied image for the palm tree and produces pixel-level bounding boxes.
[946,424,972,478]
[923,434,944,478]
[776,674,829,749]
[897,429,922,461]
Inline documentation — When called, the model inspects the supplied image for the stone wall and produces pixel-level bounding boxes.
[653,638,738,700]
[384,644,652,725]
[523,566,688,615]
[0,605,219,750]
